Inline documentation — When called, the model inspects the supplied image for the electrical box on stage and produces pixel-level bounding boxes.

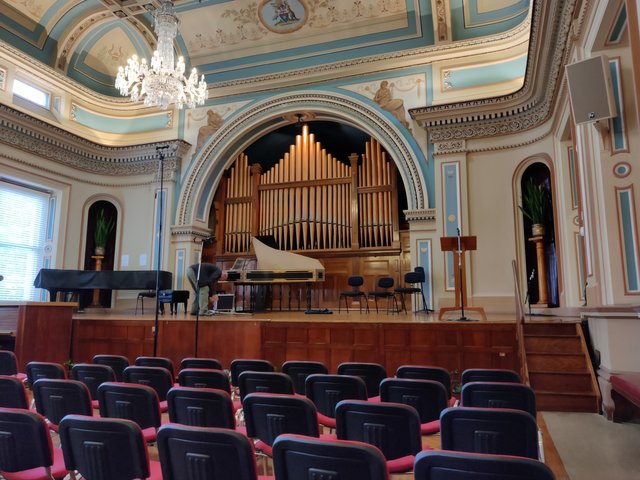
[215,294,235,312]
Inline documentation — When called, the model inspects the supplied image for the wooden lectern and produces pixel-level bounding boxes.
[439,235,487,321]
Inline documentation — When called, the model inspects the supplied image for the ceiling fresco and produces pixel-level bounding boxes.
[1,0,532,97]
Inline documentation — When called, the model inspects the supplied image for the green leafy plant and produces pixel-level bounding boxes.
[94,209,115,248]
[519,178,551,225]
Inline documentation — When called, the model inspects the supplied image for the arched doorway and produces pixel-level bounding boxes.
[84,200,118,308]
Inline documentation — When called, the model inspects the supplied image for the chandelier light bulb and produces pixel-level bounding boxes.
[114,0,208,110]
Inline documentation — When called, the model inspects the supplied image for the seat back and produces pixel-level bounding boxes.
[461,368,520,385]
[281,360,328,394]
[134,356,175,379]
[414,450,556,480]
[243,393,320,447]
[167,386,235,428]
[272,434,389,480]
[59,414,151,480]
[414,266,426,283]
[335,399,422,461]
[92,354,130,381]
[377,277,394,289]
[123,365,173,401]
[380,378,448,423]
[461,382,537,417]
[305,374,368,418]
[0,350,19,376]
[0,407,54,474]
[32,378,93,427]
[337,362,387,397]
[396,365,452,398]
[0,375,28,408]
[404,271,421,286]
[70,363,116,401]
[238,370,294,402]
[177,368,231,392]
[97,381,161,430]
[179,357,222,371]
[26,361,66,387]
[157,424,260,480]
[347,275,364,289]
[440,406,539,459]
[229,358,275,387]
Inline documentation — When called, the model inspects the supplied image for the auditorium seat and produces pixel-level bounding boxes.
[167,386,236,428]
[92,354,130,381]
[281,360,328,395]
[272,434,389,480]
[396,365,456,406]
[0,375,29,408]
[59,415,162,480]
[461,368,521,385]
[413,450,556,480]
[0,407,68,480]
[238,371,294,403]
[305,374,368,429]
[134,356,175,380]
[123,365,173,412]
[337,362,387,397]
[157,424,273,480]
[0,350,27,383]
[31,378,93,432]
[177,367,231,391]
[230,359,275,401]
[461,381,537,417]
[26,361,66,388]
[335,399,425,473]
[70,363,116,408]
[179,357,223,371]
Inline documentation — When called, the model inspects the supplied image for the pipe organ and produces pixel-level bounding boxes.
[221,124,399,255]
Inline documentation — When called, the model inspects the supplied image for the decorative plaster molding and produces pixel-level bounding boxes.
[404,209,437,222]
[409,0,581,142]
[434,140,466,154]
[0,104,188,181]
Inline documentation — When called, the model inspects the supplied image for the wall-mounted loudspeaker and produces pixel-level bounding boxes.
[565,55,617,124]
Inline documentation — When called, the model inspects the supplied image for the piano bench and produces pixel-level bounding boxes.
[158,290,190,315]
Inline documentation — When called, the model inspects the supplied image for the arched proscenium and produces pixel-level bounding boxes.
[176,91,428,227]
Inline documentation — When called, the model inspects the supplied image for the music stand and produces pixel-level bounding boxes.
[439,234,486,321]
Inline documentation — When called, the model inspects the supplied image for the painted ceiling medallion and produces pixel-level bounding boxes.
[258,0,308,34]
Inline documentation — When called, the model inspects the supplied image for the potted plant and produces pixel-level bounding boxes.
[94,209,115,256]
[519,178,551,236]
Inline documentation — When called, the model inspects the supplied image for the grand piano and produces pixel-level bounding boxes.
[34,269,173,302]
[226,237,325,312]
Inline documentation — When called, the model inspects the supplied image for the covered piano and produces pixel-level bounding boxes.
[226,237,325,312]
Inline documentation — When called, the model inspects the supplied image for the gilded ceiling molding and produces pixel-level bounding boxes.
[409,0,581,142]
[0,104,187,180]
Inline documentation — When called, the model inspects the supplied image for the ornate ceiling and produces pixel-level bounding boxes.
[1,0,532,98]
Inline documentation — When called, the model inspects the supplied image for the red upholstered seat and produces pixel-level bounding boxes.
[611,373,640,404]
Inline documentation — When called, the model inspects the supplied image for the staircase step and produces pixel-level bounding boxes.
[526,352,589,372]
[536,391,600,413]
[523,323,577,336]
[524,336,583,353]
[529,371,594,392]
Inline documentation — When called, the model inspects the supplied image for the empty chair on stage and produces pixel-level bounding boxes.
[59,415,162,480]
[272,434,389,480]
[461,368,520,385]
[243,393,335,458]
[92,354,130,381]
[380,378,448,434]
[461,381,537,417]
[337,362,387,397]
[70,363,116,408]
[167,386,236,428]
[157,424,271,480]
[97,382,163,443]
[440,406,539,460]
[335,399,424,473]
[394,271,426,313]
[0,407,68,480]
[0,350,27,383]
[305,374,368,429]
[123,365,173,411]
[281,360,328,395]
[413,450,556,480]
[338,275,368,313]
[0,375,28,408]
[26,361,66,387]
[32,378,93,432]
[367,277,399,313]
[238,371,294,403]
[134,356,175,380]
[180,357,222,371]
[396,365,455,405]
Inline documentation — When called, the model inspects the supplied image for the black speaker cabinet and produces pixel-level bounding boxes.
[566,55,617,124]
[215,293,234,311]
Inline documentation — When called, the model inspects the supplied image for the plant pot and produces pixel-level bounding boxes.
[94,246,105,256]
[531,223,545,236]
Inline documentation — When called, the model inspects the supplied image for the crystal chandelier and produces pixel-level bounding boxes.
[115,0,207,109]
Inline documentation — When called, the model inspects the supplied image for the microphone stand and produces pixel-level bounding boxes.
[525,268,535,319]
[194,254,203,358]
[152,145,168,356]
[456,228,468,321]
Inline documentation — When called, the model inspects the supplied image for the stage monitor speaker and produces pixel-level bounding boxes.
[566,55,617,124]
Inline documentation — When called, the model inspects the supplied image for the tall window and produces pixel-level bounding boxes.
[0,181,50,300]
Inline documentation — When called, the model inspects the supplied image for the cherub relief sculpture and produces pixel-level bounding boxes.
[374,80,409,128]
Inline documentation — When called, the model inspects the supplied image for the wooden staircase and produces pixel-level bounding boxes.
[522,322,601,412]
